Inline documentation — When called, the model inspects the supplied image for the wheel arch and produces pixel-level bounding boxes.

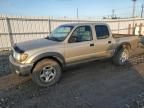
[31,52,65,73]
[115,42,131,55]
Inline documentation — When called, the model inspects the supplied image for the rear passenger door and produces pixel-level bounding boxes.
[94,25,114,58]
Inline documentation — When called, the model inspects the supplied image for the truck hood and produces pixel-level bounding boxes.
[14,38,60,51]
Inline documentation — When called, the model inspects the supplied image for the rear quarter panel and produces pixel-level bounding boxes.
[114,36,139,50]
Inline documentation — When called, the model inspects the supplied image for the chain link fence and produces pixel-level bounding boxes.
[0,15,144,49]
[0,15,144,76]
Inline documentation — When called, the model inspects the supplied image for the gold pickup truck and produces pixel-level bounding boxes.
[9,23,139,87]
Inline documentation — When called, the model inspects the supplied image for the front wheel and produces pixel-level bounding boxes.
[31,59,62,87]
[113,48,129,66]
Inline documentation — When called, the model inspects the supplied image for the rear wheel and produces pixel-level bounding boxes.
[113,48,129,66]
[31,59,62,87]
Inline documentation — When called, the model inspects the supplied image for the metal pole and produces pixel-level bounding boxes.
[77,8,79,19]
[5,17,14,47]
[112,9,115,18]
[76,8,80,23]
[141,4,144,18]
[132,0,136,18]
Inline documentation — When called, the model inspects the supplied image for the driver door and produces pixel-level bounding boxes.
[65,25,95,63]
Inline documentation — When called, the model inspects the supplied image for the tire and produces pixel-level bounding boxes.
[31,59,62,87]
[113,48,129,66]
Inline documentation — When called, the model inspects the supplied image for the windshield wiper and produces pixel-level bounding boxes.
[46,37,61,42]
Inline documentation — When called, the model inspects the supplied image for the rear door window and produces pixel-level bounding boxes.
[95,25,109,39]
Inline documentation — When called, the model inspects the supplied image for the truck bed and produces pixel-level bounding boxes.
[113,34,137,38]
[112,34,139,50]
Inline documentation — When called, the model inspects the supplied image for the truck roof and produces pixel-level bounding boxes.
[61,22,108,27]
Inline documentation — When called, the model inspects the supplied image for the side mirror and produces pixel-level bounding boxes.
[68,36,77,43]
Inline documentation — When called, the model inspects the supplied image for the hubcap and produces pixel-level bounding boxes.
[120,51,128,63]
[40,66,56,83]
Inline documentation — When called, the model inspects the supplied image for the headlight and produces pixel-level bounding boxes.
[13,51,28,62]
[19,53,28,62]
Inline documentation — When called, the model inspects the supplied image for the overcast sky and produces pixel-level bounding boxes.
[0,0,144,18]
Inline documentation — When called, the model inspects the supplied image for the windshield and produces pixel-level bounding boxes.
[48,25,73,42]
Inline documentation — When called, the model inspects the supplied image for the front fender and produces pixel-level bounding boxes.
[30,52,65,66]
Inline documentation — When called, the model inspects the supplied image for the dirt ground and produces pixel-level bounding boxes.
[0,48,144,108]
[0,51,11,77]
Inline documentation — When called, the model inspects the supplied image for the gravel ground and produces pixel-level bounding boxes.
[0,48,144,108]
[122,93,144,108]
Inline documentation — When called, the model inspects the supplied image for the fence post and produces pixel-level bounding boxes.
[128,24,131,35]
[48,18,51,35]
[139,23,143,35]
[134,23,137,35]
[118,19,120,34]
[5,17,14,47]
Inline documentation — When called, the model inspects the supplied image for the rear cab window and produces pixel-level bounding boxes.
[95,25,110,39]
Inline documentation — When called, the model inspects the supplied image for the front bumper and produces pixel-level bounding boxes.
[9,55,33,76]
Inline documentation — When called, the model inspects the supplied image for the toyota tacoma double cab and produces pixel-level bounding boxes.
[10,23,139,87]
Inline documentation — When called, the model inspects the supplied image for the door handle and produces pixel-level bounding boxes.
[90,43,94,47]
[108,41,111,44]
